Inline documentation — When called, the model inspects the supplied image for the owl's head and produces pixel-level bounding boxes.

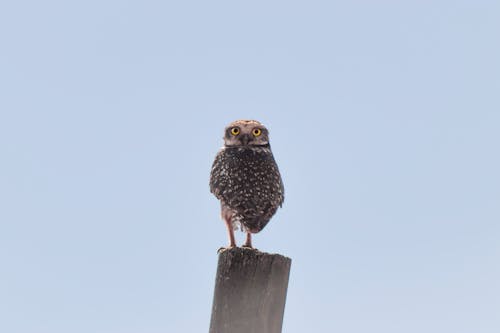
[223,120,270,147]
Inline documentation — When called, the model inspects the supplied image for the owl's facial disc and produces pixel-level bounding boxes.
[223,120,270,147]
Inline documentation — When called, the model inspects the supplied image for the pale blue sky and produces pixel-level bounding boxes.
[1,1,499,332]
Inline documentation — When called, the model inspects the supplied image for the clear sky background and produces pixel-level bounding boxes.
[1,1,499,332]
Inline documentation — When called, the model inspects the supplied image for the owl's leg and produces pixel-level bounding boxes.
[219,204,236,252]
[224,216,237,248]
[242,232,253,248]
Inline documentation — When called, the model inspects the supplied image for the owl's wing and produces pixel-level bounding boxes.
[278,176,285,207]
[209,149,228,199]
[275,164,285,208]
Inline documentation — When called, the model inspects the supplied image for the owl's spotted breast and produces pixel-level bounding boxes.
[210,146,284,233]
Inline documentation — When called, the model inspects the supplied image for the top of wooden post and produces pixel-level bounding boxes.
[217,247,291,266]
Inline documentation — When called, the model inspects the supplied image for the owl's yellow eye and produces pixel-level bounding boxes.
[252,128,262,137]
[230,127,240,136]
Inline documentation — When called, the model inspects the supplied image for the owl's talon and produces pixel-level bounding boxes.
[242,245,258,251]
[217,246,235,254]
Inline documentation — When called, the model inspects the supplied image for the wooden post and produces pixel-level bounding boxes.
[209,247,292,333]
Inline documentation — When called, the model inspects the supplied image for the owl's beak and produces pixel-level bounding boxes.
[241,134,251,145]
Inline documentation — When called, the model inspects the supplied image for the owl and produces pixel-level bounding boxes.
[210,120,284,249]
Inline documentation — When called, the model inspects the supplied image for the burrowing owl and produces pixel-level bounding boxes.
[210,120,284,249]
